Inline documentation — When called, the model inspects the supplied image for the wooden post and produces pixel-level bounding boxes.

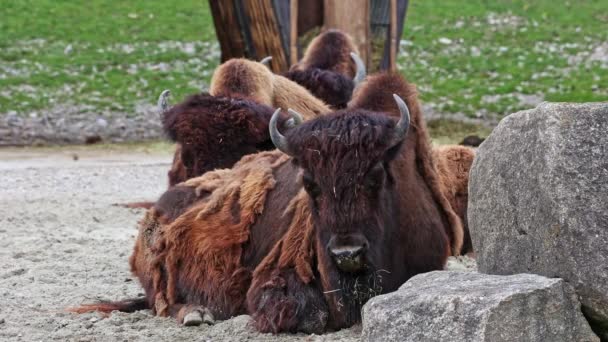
[243,0,289,72]
[323,0,371,68]
[208,0,246,62]
[389,0,397,71]
[290,0,299,65]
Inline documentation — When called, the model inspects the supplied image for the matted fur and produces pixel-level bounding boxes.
[136,151,291,320]
[433,145,476,254]
[251,189,316,284]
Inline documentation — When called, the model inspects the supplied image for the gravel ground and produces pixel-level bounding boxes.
[0,147,475,341]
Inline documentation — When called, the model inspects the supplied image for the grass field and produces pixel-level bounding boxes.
[1,0,606,123]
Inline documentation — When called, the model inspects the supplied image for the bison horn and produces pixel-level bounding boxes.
[350,52,366,85]
[270,108,299,156]
[260,56,273,66]
[285,109,304,128]
[391,94,411,145]
[157,90,171,118]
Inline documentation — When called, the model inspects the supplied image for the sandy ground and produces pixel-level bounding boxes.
[0,147,476,341]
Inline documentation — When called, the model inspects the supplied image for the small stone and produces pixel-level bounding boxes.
[96,118,108,128]
[438,37,452,45]
[0,318,5,324]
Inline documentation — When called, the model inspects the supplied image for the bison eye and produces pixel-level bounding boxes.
[303,174,321,198]
[364,164,385,191]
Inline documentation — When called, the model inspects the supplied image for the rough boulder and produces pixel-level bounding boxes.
[361,271,597,342]
[468,102,608,339]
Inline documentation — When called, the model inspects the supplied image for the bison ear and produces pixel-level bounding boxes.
[161,108,180,142]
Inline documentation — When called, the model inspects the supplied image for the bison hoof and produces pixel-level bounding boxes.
[202,309,215,325]
[183,311,203,326]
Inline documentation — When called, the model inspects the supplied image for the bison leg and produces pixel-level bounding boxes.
[248,269,328,334]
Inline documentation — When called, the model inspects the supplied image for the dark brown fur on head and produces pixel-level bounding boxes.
[286,29,359,109]
[295,29,358,78]
[246,73,464,332]
[350,71,466,255]
[162,93,281,185]
[283,68,354,109]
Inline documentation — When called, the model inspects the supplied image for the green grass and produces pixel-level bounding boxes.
[0,0,217,114]
[1,0,606,122]
[402,0,608,117]
[427,119,493,145]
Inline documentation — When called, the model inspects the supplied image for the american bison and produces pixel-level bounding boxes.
[433,145,476,254]
[210,58,331,119]
[284,29,365,109]
[72,72,465,334]
[165,58,334,186]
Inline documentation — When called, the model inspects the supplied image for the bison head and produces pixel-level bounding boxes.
[269,95,410,274]
[284,52,366,109]
[160,91,293,185]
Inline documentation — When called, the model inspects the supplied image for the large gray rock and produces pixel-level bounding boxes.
[361,271,598,342]
[468,102,608,338]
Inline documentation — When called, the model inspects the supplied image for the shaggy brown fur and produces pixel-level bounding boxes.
[210,58,331,120]
[162,93,284,185]
[291,29,358,78]
[349,73,465,255]
[128,151,292,320]
[72,73,470,334]
[247,74,457,332]
[163,59,332,186]
[433,145,476,254]
[283,68,354,109]
[284,30,359,109]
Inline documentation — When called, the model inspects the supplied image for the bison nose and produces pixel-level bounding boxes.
[327,235,368,273]
[329,245,365,259]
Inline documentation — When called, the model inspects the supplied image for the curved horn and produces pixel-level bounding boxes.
[350,52,366,85]
[285,108,304,128]
[270,108,301,156]
[391,94,411,146]
[260,56,273,66]
[157,90,171,118]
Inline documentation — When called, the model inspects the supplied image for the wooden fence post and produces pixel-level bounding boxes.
[323,0,371,68]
